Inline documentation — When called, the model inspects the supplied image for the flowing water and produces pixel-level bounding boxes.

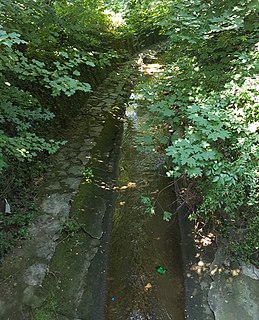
[105,67,185,319]
[0,53,185,319]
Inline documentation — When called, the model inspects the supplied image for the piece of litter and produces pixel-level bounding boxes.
[1,198,11,214]
[144,283,152,292]
[111,297,115,301]
[156,266,166,275]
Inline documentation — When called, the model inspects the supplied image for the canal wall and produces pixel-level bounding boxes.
[176,179,259,320]
[0,59,139,320]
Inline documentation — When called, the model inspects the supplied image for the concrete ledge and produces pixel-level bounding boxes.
[176,179,259,320]
[175,179,214,320]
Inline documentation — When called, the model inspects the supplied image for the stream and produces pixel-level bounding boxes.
[0,52,185,320]
[105,63,185,319]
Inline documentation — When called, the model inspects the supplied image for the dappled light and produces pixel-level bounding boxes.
[106,60,185,319]
[194,221,215,249]
[113,182,137,191]
[0,0,258,319]
[93,179,137,192]
[139,63,164,75]
[104,10,125,28]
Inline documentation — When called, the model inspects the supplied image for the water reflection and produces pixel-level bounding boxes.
[106,62,184,320]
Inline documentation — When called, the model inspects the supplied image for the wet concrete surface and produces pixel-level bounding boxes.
[177,180,259,320]
[207,248,259,320]
[0,59,138,320]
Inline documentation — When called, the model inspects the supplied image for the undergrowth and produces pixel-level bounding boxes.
[132,0,259,264]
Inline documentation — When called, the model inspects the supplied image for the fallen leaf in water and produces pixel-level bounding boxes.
[144,283,152,292]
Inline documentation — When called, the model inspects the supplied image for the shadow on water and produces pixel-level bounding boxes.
[106,83,185,319]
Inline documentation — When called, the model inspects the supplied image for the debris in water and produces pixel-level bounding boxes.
[111,297,115,301]
[156,266,166,275]
[144,282,152,292]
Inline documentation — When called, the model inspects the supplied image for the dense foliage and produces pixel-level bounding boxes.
[0,0,127,255]
[0,0,125,177]
[133,0,258,263]
[0,0,258,264]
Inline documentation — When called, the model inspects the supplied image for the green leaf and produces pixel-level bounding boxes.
[163,211,173,221]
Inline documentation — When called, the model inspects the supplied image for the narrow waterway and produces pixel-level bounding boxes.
[0,53,185,320]
[106,65,185,319]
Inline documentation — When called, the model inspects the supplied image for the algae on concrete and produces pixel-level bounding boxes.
[0,59,139,320]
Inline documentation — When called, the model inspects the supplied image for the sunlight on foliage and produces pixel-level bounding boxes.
[132,0,258,263]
